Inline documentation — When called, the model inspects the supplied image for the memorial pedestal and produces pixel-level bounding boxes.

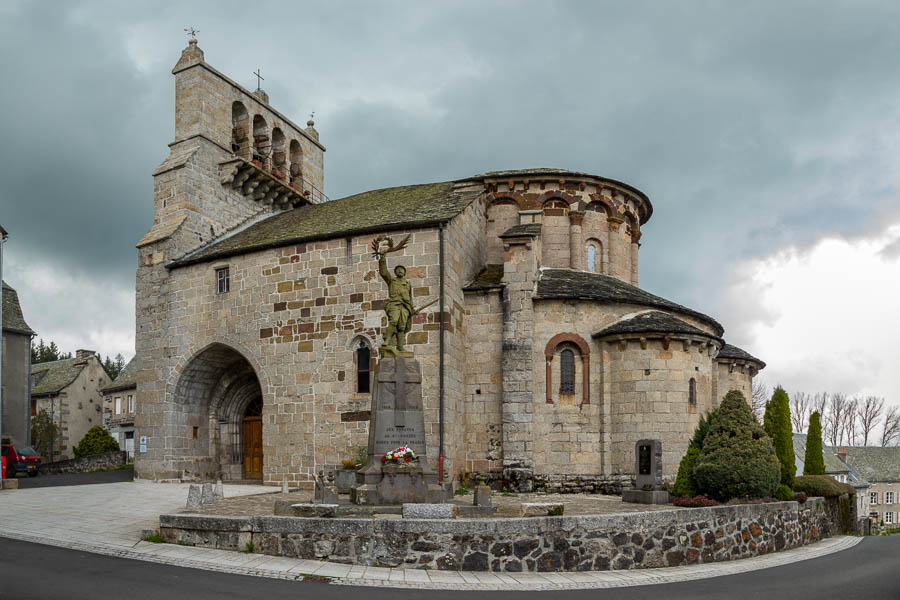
[351,355,445,505]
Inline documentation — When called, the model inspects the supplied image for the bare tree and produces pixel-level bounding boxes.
[882,405,900,447]
[826,393,849,446]
[842,397,859,445]
[751,380,769,421]
[857,396,885,446]
[790,391,811,433]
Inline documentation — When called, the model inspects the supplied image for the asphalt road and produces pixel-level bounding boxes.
[11,467,133,489]
[0,536,897,600]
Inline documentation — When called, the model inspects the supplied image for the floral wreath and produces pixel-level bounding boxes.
[382,445,419,464]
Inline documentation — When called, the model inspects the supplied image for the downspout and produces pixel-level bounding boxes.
[26,333,33,445]
[438,223,445,483]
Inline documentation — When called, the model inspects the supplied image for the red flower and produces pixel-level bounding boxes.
[381,456,387,463]
[404,457,410,462]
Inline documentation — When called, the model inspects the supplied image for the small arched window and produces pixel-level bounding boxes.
[231,102,249,157]
[356,345,371,394]
[689,377,696,405]
[560,349,575,394]
[587,244,596,272]
[289,139,303,184]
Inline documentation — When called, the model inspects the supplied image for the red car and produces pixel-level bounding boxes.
[1,444,41,477]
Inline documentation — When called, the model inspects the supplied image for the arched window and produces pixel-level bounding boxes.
[289,139,303,186]
[231,102,249,157]
[356,345,371,394]
[587,244,596,272]
[252,115,269,164]
[560,349,575,394]
[689,377,696,405]
[271,128,286,178]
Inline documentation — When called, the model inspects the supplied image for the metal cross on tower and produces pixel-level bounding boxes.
[184,27,199,40]
[253,69,265,91]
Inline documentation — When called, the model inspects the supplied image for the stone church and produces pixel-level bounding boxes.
[133,40,765,490]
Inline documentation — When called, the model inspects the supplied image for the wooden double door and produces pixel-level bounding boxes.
[242,416,263,479]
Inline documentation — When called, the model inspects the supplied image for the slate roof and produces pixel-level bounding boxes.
[2,281,34,335]
[535,269,724,336]
[499,223,542,238]
[792,434,851,476]
[101,356,138,393]
[717,343,766,367]
[170,181,479,268]
[593,311,721,341]
[834,446,900,483]
[463,264,505,291]
[31,358,84,397]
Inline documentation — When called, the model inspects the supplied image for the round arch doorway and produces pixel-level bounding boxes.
[242,396,263,480]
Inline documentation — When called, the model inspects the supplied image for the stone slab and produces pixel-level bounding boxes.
[1,478,19,490]
[402,503,457,519]
[521,503,565,517]
[274,502,339,517]
[457,505,498,518]
[622,489,670,505]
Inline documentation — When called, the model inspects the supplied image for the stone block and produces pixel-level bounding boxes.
[1,478,19,490]
[521,502,565,517]
[186,484,202,509]
[622,489,670,504]
[402,503,457,519]
[214,479,224,500]
[474,484,492,507]
[273,502,338,517]
[201,483,215,505]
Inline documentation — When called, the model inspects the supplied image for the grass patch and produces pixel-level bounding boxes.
[240,541,255,554]
[176,540,194,546]
[547,506,565,516]
[143,534,165,543]
[454,487,469,496]
[500,491,516,497]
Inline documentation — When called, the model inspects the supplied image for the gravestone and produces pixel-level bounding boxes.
[622,439,669,504]
[351,355,444,504]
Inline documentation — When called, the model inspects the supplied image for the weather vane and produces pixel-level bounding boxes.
[184,27,199,41]
[253,69,265,91]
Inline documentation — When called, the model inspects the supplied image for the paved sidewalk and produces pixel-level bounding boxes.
[0,482,862,590]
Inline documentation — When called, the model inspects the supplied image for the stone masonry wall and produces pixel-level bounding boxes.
[42,451,128,475]
[160,498,833,572]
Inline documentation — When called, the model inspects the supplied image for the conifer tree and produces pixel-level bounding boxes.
[804,411,826,475]
[765,387,796,488]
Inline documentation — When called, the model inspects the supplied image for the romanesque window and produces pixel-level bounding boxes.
[560,349,575,394]
[231,101,249,156]
[356,345,371,394]
[216,267,230,294]
[689,377,696,405]
[587,244,596,272]
[289,139,303,184]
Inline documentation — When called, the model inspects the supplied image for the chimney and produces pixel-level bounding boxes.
[836,447,847,462]
[74,349,95,365]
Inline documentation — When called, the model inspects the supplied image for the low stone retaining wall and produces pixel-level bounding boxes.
[160,498,833,572]
[468,472,633,495]
[41,451,128,474]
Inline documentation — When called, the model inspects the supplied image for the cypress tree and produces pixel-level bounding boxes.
[768,387,796,488]
[804,411,826,475]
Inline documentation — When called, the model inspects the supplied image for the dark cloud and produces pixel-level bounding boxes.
[1,0,899,356]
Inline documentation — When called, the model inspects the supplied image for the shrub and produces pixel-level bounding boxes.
[673,447,700,497]
[73,426,121,458]
[672,494,719,507]
[793,475,856,498]
[547,505,564,516]
[775,484,793,501]
[804,412,826,475]
[793,492,808,503]
[341,459,357,470]
[764,388,795,488]
[693,390,781,502]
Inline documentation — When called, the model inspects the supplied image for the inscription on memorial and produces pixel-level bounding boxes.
[638,444,651,475]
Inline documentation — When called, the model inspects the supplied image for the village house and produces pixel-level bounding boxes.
[31,350,111,461]
[1,277,35,446]
[101,357,137,459]
[133,40,765,490]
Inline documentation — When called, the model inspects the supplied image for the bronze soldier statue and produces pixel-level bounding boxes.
[372,234,435,353]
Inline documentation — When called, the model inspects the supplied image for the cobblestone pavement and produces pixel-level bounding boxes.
[186,488,680,517]
[0,482,862,590]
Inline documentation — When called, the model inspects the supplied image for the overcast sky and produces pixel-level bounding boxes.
[1,1,898,405]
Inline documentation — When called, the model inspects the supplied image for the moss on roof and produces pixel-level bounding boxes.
[463,264,505,291]
[101,356,137,393]
[31,358,84,396]
[717,343,766,368]
[170,181,478,268]
[2,281,34,335]
[594,311,721,341]
[535,269,724,336]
